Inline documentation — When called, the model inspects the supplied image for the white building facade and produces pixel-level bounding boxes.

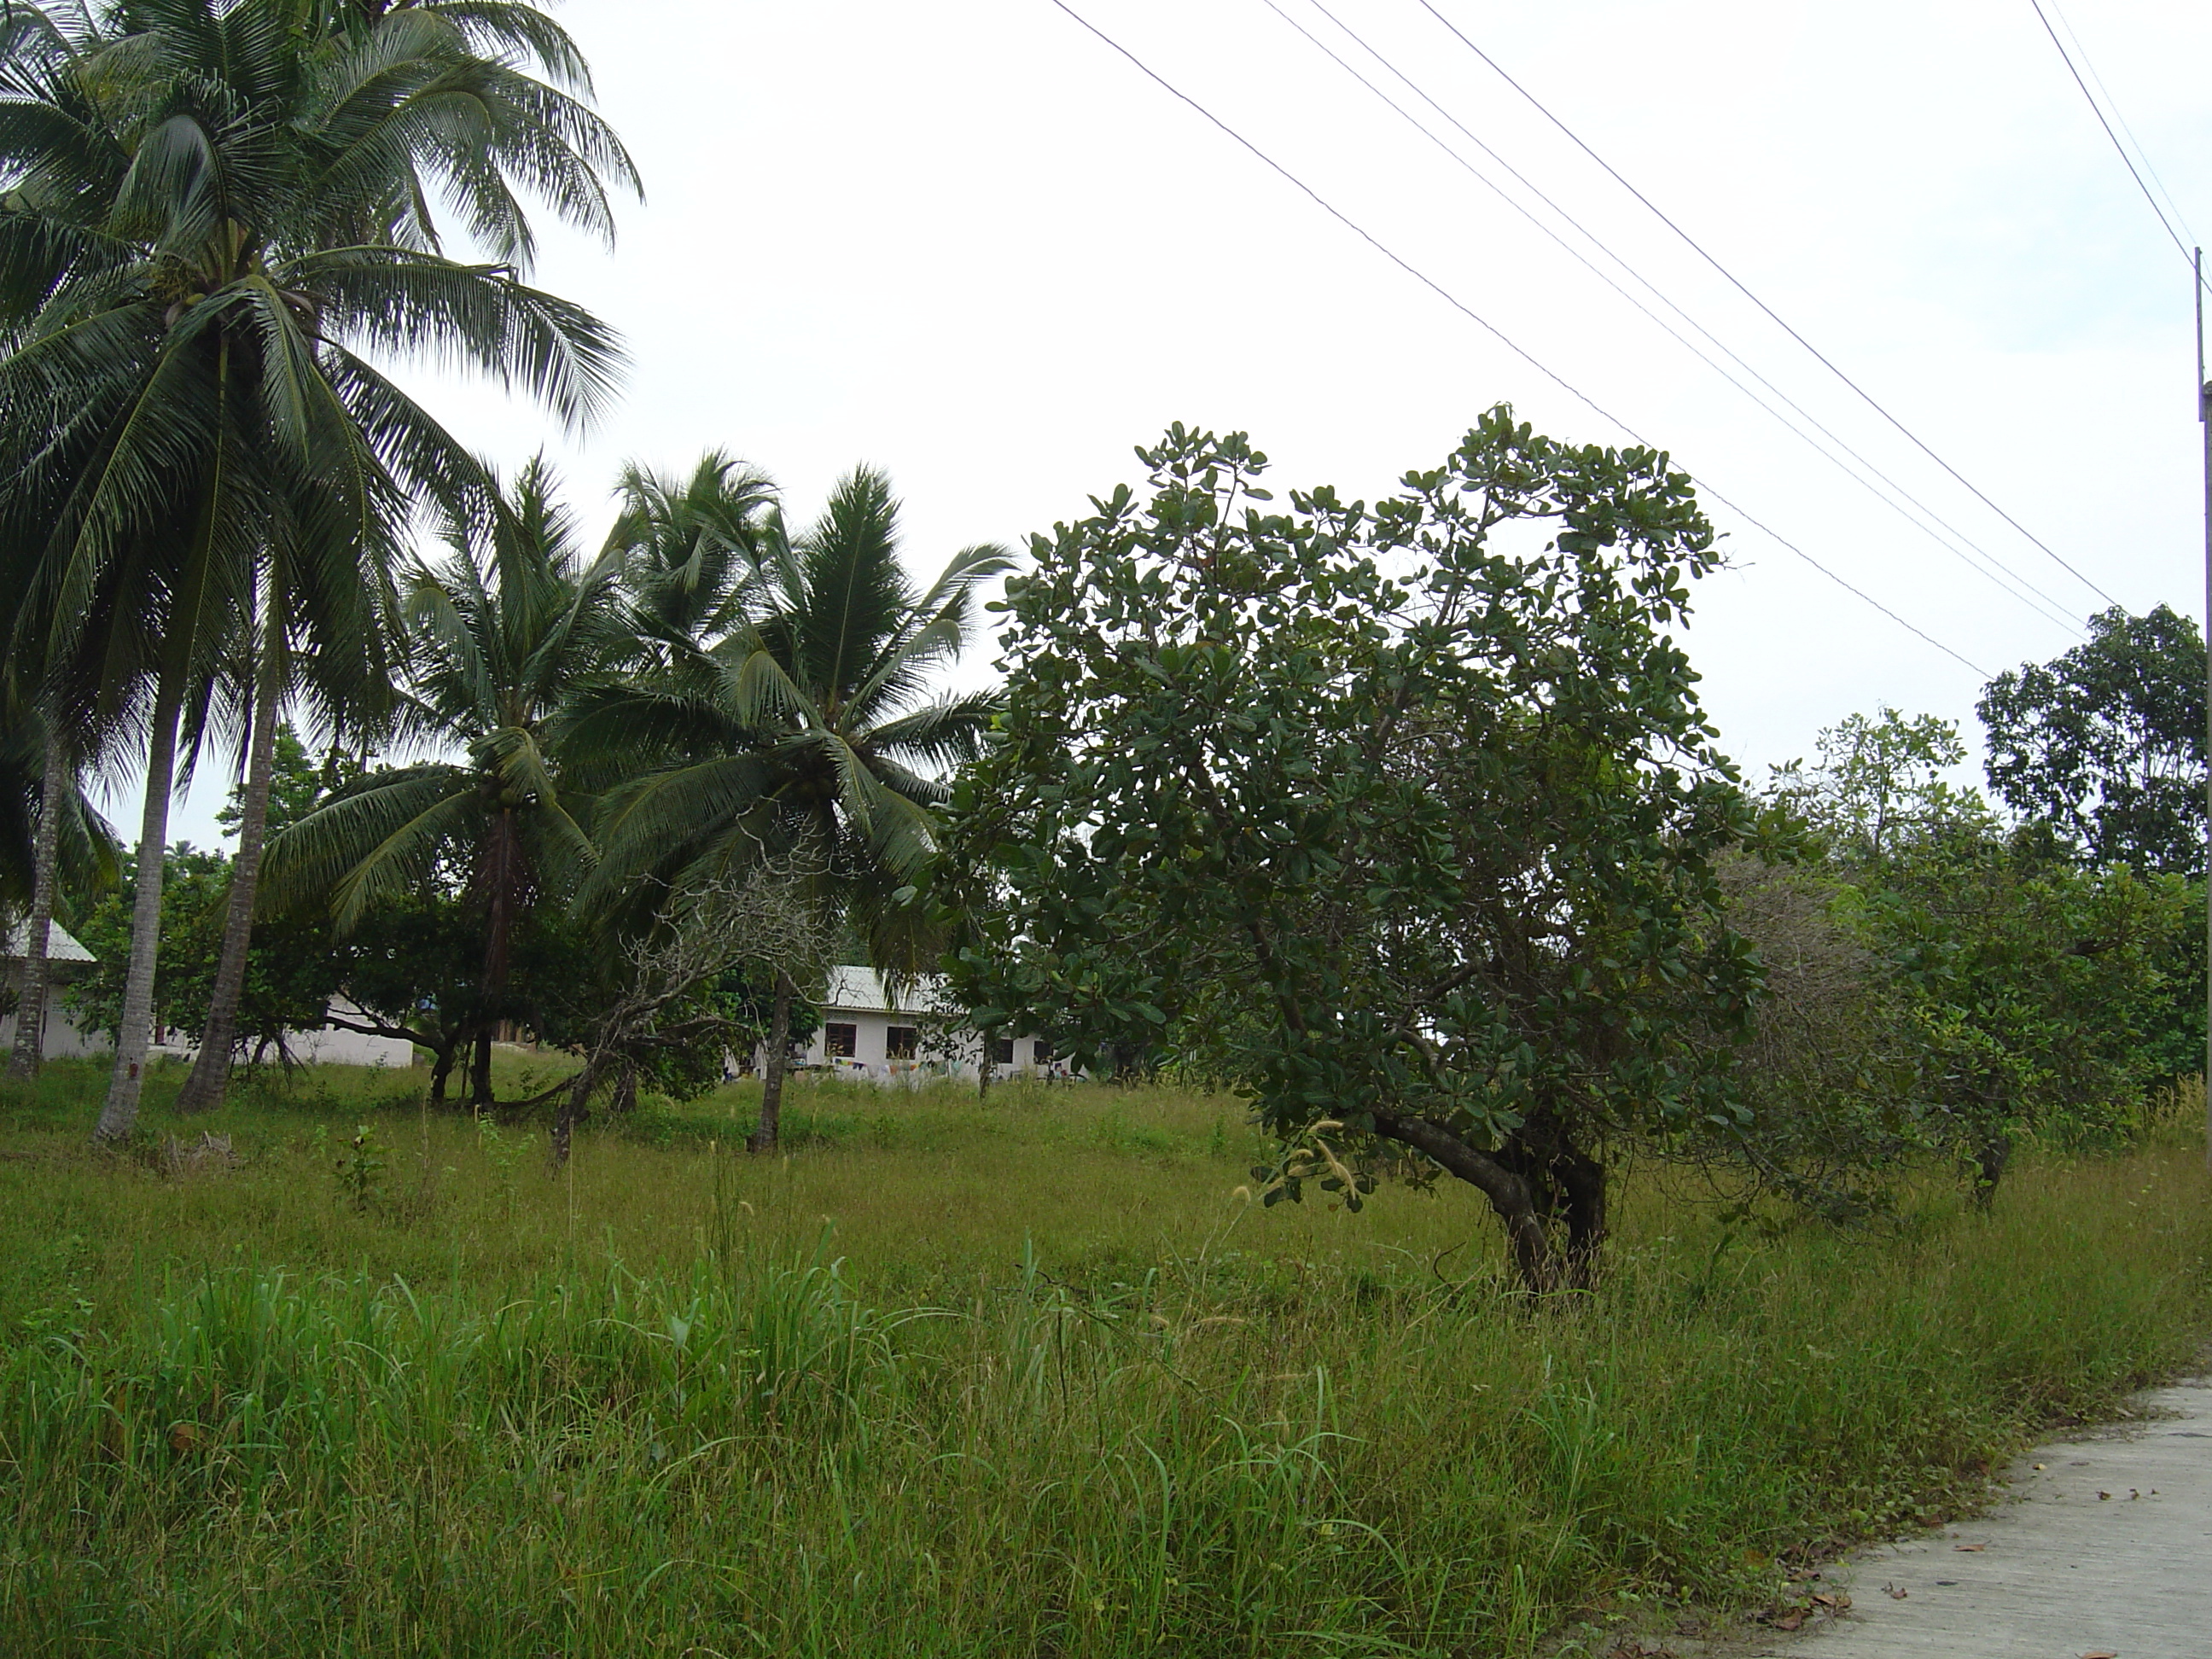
[796,966,1061,1083]
[0,920,104,1057]
[3,921,413,1069]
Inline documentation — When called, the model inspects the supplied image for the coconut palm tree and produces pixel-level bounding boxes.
[575,467,1010,1150]
[261,459,628,1105]
[0,0,636,1136]
[604,449,777,664]
[171,503,398,1112]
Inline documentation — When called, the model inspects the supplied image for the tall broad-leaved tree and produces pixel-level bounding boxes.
[944,414,1764,1294]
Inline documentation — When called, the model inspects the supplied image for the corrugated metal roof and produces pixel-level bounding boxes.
[819,966,946,1015]
[3,920,94,963]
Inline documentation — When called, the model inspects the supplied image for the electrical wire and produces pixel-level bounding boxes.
[1413,0,2118,609]
[1256,0,2087,637]
[2028,0,2200,276]
[2040,0,2199,252]
[1042,0,1993,678]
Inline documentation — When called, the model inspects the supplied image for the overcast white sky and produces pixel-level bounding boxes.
[154,0,2212,844]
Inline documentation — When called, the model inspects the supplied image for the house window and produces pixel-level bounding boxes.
[992,1037,1015,1065]
[1032,1038,1055,1065]
[887,1025,918,1060]
[824,1022,858,1060]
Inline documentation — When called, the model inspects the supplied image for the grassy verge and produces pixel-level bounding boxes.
[1,1059,2207,1656]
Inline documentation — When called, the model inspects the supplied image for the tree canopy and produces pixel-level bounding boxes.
[946,410,1764,1292]
[1978,604,2206,876]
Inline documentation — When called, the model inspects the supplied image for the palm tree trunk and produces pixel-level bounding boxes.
[95,668,186,1142]
[4,729,67,1082]
[748,975,794,1153]
[174,659,282,1115]
[471,807,516,1109]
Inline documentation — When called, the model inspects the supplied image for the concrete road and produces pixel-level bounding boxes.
[1775,1374,2212,1659]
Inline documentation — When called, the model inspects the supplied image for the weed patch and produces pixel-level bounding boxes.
[0,1060,2205,1654]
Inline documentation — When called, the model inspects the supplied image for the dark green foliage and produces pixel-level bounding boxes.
[1978,604,2206,876]
[335,891,602,1095]
[946,410,1765,1290]
[65,844,341,1057]
[1976,608,2209,1079]
[1740,710,2191,1206]
[580,464,1011,971]
[0,716,116,926]
[260,464,631,1103]
[333,889,495,1062]
[263,463,627,939]
[213,724,363,842]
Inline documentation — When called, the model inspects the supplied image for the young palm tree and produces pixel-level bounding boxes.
[604,450,777,663]
[576,467,1010,1150]
[0,0,636,1136]
[262,460,628,1105]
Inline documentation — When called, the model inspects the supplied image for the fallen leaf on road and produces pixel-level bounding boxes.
[1883,1583,1908,1600]
[2079,1651,2117,1658]
[1768,1612,1805,1633]
[2098,1491,2111,1500]
[1953,1544,1985,1551]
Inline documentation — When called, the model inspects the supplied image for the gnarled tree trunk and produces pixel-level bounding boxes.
[551,1057,597,1167]
[1970,1132,2011,1208]
[1369,1107,1604,1295]
[175,657,282,1114]
[5,729,67,1082]
[96,668,186,1143]
[747,974,793,1153]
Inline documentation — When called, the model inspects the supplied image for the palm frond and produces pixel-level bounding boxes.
[859,690,1004,772]
[299,246,625,430]
[260,761,476,926]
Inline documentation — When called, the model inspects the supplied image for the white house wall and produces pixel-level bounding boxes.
[0,999,106,1059]
[799,1010,1057,1084]
[18,996,416,1071]
[286,998,416,1068]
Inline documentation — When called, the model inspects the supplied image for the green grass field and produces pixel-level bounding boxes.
[1,1057,2207,1656]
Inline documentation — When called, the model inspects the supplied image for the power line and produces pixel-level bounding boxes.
[1042,0,1992,678]
[2028,0,2202,276]
[1255,0,2087,637]
[1413,0,2119,610]
[2040,0,2199,251]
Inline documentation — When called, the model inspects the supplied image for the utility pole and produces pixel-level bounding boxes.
[2199,248,2211,1167]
